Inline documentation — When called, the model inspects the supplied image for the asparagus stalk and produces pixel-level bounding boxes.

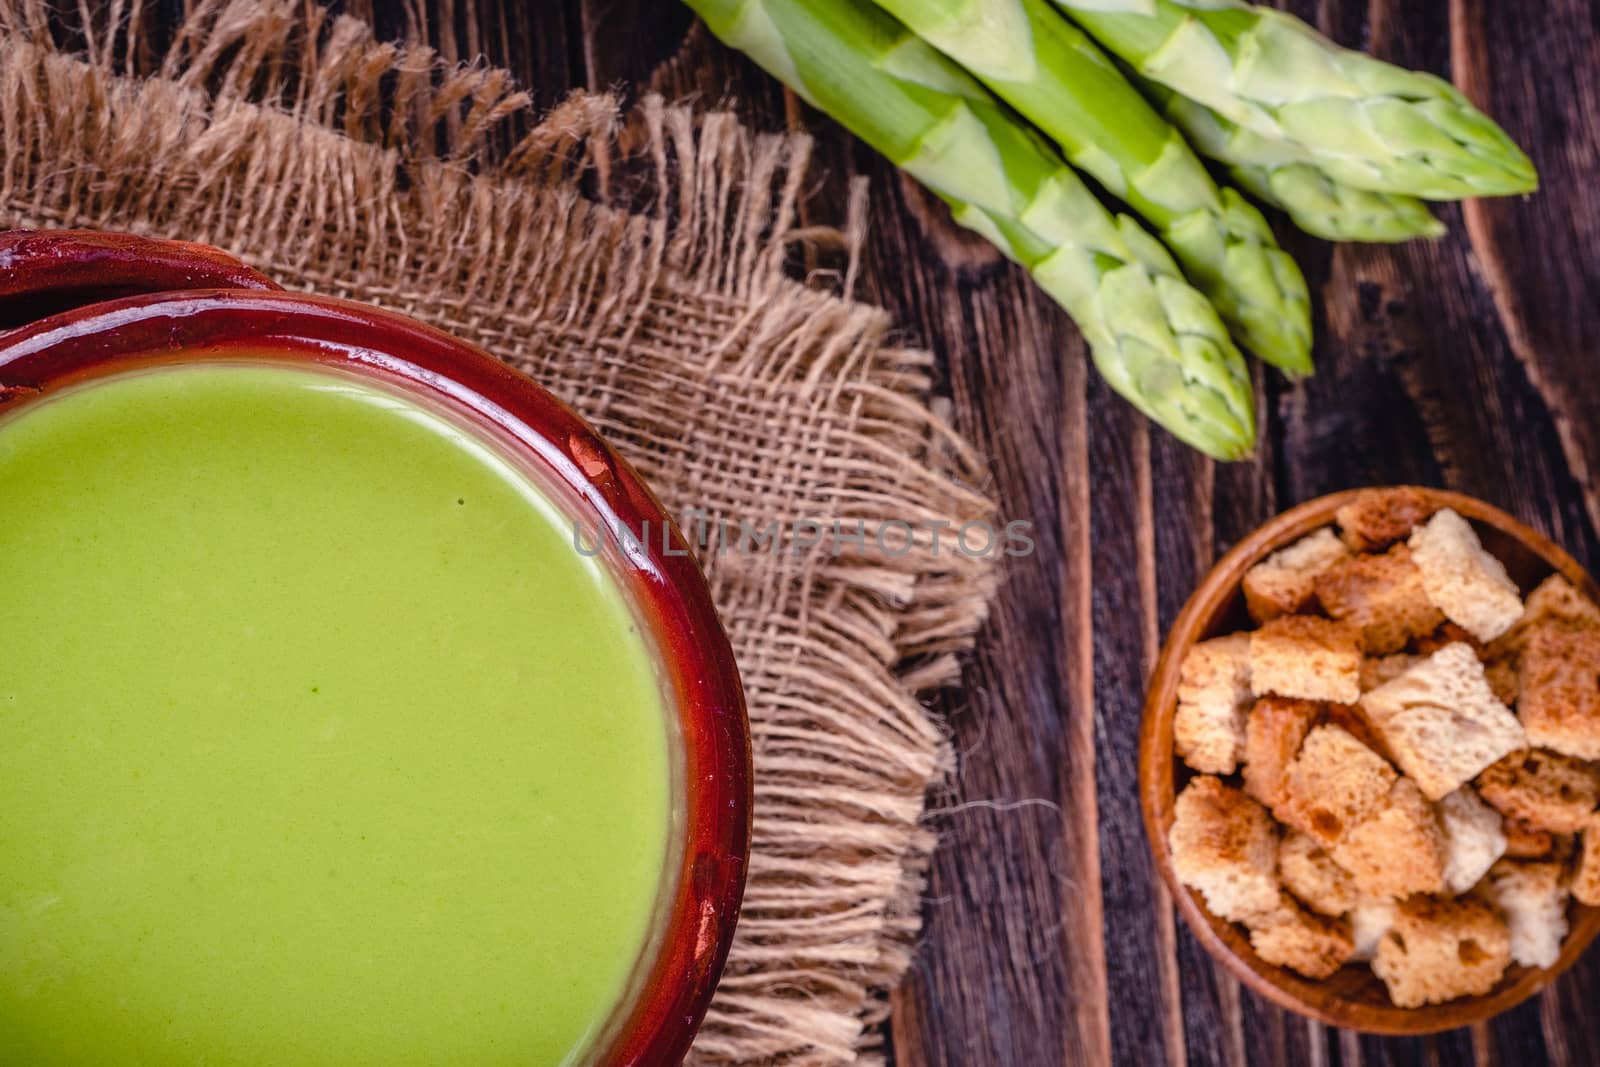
[686,0,1256,459]
[1051,0,1537,200]
[1141,78,1445,243]
[872,0,1312,375]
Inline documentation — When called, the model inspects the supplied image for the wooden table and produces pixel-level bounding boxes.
[153,1,1600,1063]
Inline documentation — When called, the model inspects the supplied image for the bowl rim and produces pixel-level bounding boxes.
[0,229,279,327]
[0,237,752,1065]
[1141,486,1600,1035]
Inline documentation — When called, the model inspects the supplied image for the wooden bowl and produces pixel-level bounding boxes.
[1141,487,1600,1035]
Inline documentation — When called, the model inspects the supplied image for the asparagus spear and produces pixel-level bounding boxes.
[685,0,1256,459]
[1052,0,1537,200]
[1141,78,1445,243]
[872,0,1312,375]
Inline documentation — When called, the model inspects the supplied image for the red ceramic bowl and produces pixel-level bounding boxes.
[0,229,281,327]
[0,230,751,1066]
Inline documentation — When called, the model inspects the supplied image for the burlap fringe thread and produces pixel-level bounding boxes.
[0,2,1001,1062]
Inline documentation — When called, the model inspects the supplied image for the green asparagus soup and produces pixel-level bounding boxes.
[0,363,674,1066]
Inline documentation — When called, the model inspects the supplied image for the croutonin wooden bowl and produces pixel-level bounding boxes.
[1141,487,1600,1035]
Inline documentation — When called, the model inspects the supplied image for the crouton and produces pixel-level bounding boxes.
[1373,896,1511,1008]
[1170,776,1281,923]
[1249,616,1363,705]
[1175,634,1252,774]
[1335,487,1434,552]
[1439,787,1507,895]
[1361,653,1424,694]
[1553,834,1578,862]
[1350,898,1398,962]
[1279,830,1358,916]
[1526,573,1600,627]
[1246,894,1354,980]
[1242,696,1320,808]
[1502,817,1558,860]
[1476,748,1600,834]
[1243,527,1351,622]
[1410,621,1484,656]
[1358,644,1526,801]
[1408,509,1525,643]
[1574,819,1600,907]
[1323,702,1393,762]
[1520,621,1600,761]
[1484,655,1521,707]
[1489,574,1600,660]
[1275,726,1397,848]
[1331,778,1448,899]
[1314,545,1445,655]
[1484,860,1570,969]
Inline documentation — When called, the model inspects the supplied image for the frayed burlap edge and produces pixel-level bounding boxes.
[0,3,1000,1063]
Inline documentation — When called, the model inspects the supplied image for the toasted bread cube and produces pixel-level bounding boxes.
[1278,830,1357,916]
[1323,701,1393,763]
[1335,487,1434,552]
[1410,621,1484,656]
[1243,528,1351,622]
[1242,696,1320,808]
[1249,616,1363,705]
[1520,621,1600,761]
[1488,574,1600,660]
[1314,545,1445,655]
[1502,817,1558,860]
[1275,726,1397,848]
[1526,573,1600,626]
[1358,644,1526,801]
[1408,509,1524,643]
[1373,896,1511,1008]
[1485,859,1570,969]
[1350,898,1398,961]
[1574,819,1600,907]
[1175,634,1252,774]
[1245,894,1354,980]
[1361,654,1424,694]
[1439,787,1507,895]
[1475,748,1600,834]
[1484,656,1521,707]
[1170,776,1280,923]
[1331,778,1448,898]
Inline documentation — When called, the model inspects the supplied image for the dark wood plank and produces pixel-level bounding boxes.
[1090,384,1190,1067]
[889,269,1103,1067]
[838,103,1111,1067]
[1151,438,1240,1067]
[1451,0,1600,537]
[1487,1000,1553,1067]
[578,0,693,95]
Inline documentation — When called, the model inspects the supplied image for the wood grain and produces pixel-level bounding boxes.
[118,1,1600,1063]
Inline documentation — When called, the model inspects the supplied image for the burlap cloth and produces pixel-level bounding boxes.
[0,2,999,1063]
